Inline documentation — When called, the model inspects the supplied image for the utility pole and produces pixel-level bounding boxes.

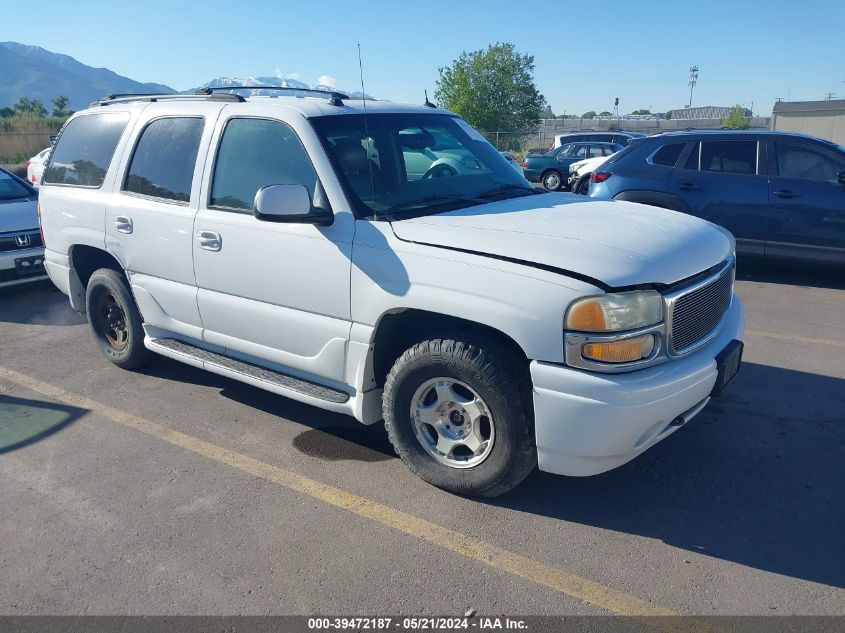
[688,65,699,108]
[825,92,835,101]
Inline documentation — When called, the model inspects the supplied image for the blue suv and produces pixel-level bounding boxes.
[588,131,845,264]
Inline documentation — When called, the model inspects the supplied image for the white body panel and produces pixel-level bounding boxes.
[38,95,745,480]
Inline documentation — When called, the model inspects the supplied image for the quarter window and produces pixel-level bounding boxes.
[651,143,685,167]
[700,140,757,175]
[210,118,317,211]
[775,143,844,182]
[124,117,204,203]
[42,112,129,187]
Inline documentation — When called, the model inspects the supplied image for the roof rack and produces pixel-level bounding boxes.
[195,85,350,106]
[91,92,244,107]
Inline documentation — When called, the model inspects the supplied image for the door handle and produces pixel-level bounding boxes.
[773,189,797,199]
[114,215,133,234]
[196,230,221,251]
[678,182,698,191]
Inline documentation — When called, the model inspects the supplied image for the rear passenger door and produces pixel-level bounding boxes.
[669,138,769,255]
[765,140,845,262]
[106,105,218,340]
[192,107,354,385]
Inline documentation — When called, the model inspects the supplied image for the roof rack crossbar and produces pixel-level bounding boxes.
[195,85,349,106]
[91,92,245,107]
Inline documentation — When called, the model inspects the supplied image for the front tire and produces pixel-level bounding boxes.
[541,170,563,191]
[85,268,151,370]
[383,335,536,498]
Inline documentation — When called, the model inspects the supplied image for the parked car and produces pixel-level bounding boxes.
[551,131,645,150]
[500,151,523,175]
[588,130,845,264]
[39,90,743,497]
[524,142,622,191]
[26,147,52,187]
[0,167,46,287]
[568,152,618,194]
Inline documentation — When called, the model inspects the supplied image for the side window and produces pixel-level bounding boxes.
[700,140,757,175]
[651,143,685,167]
[42,112,129,187]
[564,135,584,144]
[588,146,604,158]
[574,145,588,159]
[593,134,614,143]
[559,144,578,158]
[210,118,317,211]
[775,143,844,182]
[124,117,204,203]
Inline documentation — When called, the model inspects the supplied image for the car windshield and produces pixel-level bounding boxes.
[311,113,537,219]
[0,172,35,202]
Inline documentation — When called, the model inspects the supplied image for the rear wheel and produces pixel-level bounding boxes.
[383,334,536,498]
[575,174,591,195]
[541,170,563,191]
[85,268,151,370]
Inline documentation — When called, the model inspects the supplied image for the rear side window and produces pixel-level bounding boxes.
[651,143,685,166]
[210,118,317,211]
[774,142,844,182]
[124,117,204,203]
[700,140,757,175]
[43,113,129,187]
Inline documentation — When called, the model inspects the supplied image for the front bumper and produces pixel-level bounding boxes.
[531,297,744,476]
[0,246,48,288]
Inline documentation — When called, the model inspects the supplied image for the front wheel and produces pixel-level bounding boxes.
[383,335,536,497]
[541,170,562,191]
[85,268,151,370]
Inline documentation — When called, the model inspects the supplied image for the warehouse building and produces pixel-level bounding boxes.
[670,105,751,120]
[771,100,845,145]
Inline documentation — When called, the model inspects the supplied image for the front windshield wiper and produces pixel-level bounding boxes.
[382,193,484,217]
[478,183,543,198]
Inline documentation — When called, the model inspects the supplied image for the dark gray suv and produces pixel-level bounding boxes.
[588,130,845,264]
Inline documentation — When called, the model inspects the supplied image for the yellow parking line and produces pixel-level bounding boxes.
[745,330,845,348]
[1,365,715,632]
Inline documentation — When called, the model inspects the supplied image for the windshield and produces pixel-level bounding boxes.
[311,113,536,219]
[0,172,36,202]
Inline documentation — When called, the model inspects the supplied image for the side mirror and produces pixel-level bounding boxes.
[253,184,332,225]
[838,171,845,185]
[49,134,58,146]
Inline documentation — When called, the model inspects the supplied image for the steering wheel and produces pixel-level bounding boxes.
[423,163,458,179]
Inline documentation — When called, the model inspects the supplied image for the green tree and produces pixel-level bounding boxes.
[664,110,673,119]
[542,104,555,119]
[581,111,597,119]
[13,97,47,117]
[721,105,750,129]
[435,42,545,132]
[598,111,612,117]
[0,107,14,118]
[631,109,651,115]
[52,95,70,117]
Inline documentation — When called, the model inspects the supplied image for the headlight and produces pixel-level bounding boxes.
[568,164,580,173]
[565,290,663,332]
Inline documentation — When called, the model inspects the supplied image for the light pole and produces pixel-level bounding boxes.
[688,65,699,108]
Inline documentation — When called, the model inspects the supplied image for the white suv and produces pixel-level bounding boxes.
[39,88,744,497]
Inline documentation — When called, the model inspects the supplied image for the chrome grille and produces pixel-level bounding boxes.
[668,263,734,354]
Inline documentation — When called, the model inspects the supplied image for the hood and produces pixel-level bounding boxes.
[389,193,733,288]
[0,198,39,234]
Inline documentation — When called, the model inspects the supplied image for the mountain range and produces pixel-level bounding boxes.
[0,42,175,110]
[0,42,372,110]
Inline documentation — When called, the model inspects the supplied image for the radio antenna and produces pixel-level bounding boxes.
[358,43,377,221]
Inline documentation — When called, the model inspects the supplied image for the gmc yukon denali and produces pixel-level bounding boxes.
[38,88,744,497]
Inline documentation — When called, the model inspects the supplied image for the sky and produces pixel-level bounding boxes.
[3,0,844,118]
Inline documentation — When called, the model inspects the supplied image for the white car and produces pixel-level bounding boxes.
[567,152,616,194]
[26,147,52,187]
[39,88,744,497]
[0,168,47,287]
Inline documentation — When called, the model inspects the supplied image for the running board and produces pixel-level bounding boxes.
[151,338,350,404]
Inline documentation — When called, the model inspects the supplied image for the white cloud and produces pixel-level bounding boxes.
[317,75,337,88]
[288,72,300,80]
[274,69,300,80]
